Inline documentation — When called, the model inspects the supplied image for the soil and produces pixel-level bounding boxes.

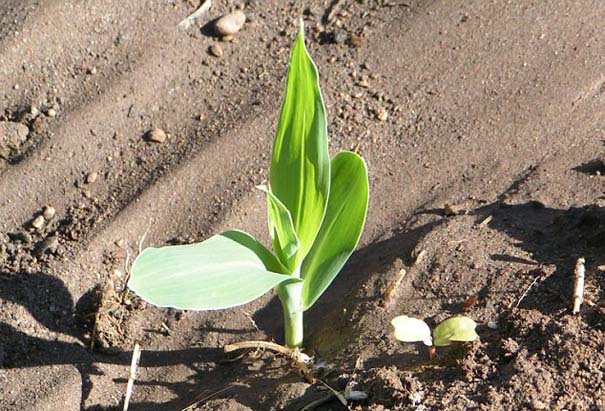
[1,0,605,410]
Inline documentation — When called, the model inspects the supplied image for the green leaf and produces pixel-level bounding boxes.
[257,185,301,272]
[301,151,369,309]
[433,316,479,347]
[128,231,296,310]
[221,230,287,273]
[270,22,330,261]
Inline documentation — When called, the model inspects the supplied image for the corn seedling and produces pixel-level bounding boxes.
[391,315,479,347]
[127,22,369,348]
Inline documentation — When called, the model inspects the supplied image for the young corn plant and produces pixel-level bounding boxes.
[127,24,369,348]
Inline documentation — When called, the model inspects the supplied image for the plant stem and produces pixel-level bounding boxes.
[277,280,304,348]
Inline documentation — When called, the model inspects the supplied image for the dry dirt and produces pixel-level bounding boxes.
[1,1,605,410]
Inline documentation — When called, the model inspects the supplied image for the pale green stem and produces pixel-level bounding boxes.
[277,280,304,348]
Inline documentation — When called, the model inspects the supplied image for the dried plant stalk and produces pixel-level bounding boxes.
[572,257,585,314]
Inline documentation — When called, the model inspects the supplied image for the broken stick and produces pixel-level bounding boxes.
[572,257,585,314]
[122,343,142,411]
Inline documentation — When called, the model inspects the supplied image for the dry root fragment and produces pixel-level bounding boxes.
[224,340,312,365]
[178,0,212,30]
[572,257,585,314]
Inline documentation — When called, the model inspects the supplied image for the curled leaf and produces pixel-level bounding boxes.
[432,316,479,347]
[390,315,432,346]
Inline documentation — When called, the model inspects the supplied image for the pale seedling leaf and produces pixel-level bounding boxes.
[128,230,297,310]
[390,315,433,346]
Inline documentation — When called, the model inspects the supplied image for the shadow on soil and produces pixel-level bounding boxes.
[473,199,605,313]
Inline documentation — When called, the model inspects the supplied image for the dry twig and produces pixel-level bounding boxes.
[572,257,586,314]
[383,269,406,306]
[511,274,541,309]
[122,343,142,411]
[178,0,212,30]
[478,215,493,227]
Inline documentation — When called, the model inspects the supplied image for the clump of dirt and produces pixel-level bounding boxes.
[359,366,425,409]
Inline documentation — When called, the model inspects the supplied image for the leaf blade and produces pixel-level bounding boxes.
[257,185,301,271]
[301,151,369,309]
[128,231,296,310]
[270,24,330,260]
[433,316,479,347]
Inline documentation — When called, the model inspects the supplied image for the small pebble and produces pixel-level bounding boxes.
[350,34,363,47]
[32,215,45,229]
[145,127,167,143]
[115,239,125,248]
[86,171,98,184]
[356,78,370,88]
[0,148,10,160]
[87,66,97,75]
[46,108,57,117]
[487,321,498,329]
[444,203,459,216]
[220,35,234,42]
[42,206,56,220]
[375,109,388,122]
[83,190,92,199]
[531,400,547,410]
[214,11,246,36]
[209,43,224,58]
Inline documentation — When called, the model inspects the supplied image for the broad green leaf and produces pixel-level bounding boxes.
[391,316,433,346]
[257,185,301,272]
[433,316,479,347]
[270,23,330,261]
[128,231,297,310]
[221,230,287,273]
[301,151,369,309]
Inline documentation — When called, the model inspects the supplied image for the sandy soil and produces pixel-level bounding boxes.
[1,0,605,410]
